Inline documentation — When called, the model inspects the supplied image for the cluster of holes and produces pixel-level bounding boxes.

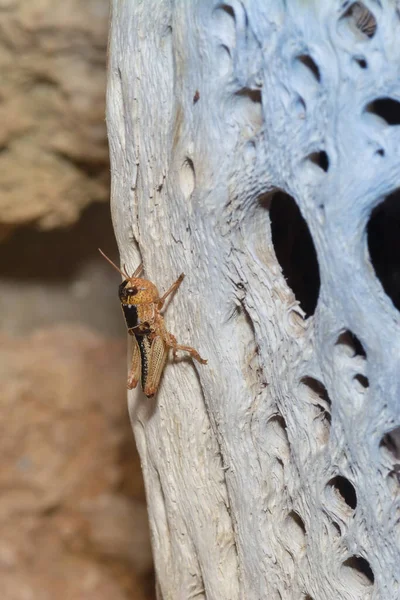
[265,413,310,591]
[214,2,400,596]
[266,54,398,594]
[353,0,400,157]
[292,53,329,173]
[222,2,399,327]
[270,364,388,596]
[300,337,399,585]
[300,376,332,447]
[336,330,400,507]
[266,400,373,596]
[212,3,263,135]
[274,10,400,324]
[300,329,369,456]
[271,9,398,595]
[300,347,375,592]
[325,468,374,589]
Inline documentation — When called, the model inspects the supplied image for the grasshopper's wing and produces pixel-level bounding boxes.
[142,335,169,397]
[127,335,141,390]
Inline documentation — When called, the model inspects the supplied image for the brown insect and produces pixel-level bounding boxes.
[99,249,207,397]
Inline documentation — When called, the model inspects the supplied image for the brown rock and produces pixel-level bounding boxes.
[0,0,110,229]
[0,325,154,600]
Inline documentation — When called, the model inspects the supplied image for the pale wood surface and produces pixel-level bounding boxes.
[107,2,400,598]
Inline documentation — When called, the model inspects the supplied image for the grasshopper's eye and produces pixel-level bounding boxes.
[126,287,138,295]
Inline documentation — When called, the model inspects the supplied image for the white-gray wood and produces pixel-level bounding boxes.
[107,1,400,598]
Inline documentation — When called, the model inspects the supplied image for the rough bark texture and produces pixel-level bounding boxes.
[108,1,400,599]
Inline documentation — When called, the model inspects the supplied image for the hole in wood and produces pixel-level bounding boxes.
[294,95,306,117]
[339,2,377,39]
[212,2,236,72]
[341,555,375,588]
[296,54,321,82]
[327,475,357,510]
[218,3,235,20]
[179,157,196,199]
[330,520,342,539]
[380,426,400,461]
[265,415,290,462]
[385,441,400,497]
[365,98,400,125]
[269,192,320,317]
[310,403,331,446]
[300,377,331,408]
[354,373,369,389]
[387,466,400,495]
[284,511,306,556]
[306,150,329,172]
[235,88,262,104]
[299,378,331,446]
[368,189,400,311]
[335,330,367,358]
[234,88,263,133]
[354,56,367,69]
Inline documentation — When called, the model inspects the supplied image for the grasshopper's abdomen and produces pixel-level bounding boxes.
[137,335,151,392]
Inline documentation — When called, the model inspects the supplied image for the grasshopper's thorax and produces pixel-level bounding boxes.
[119,278,160,333]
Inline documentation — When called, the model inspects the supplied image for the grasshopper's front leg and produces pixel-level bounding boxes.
[158,273,185,309]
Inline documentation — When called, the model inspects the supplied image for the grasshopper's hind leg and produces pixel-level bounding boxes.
[143,335,169,397]
[127,335,141,390]
[173,339,207,364]
[155,313,207,365]
[165,332,207,364]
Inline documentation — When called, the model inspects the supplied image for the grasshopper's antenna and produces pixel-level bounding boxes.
[98,248,130,279]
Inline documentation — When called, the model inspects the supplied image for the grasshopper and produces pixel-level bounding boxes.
[99,250,207,397]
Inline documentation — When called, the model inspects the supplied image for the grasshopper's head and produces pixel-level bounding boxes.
[98,249,160,306]
[118,278,159,305]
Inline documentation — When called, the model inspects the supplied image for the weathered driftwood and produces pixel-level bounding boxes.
[107,1,400,598]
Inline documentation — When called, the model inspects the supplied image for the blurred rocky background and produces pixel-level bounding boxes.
[0,1,155,598]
